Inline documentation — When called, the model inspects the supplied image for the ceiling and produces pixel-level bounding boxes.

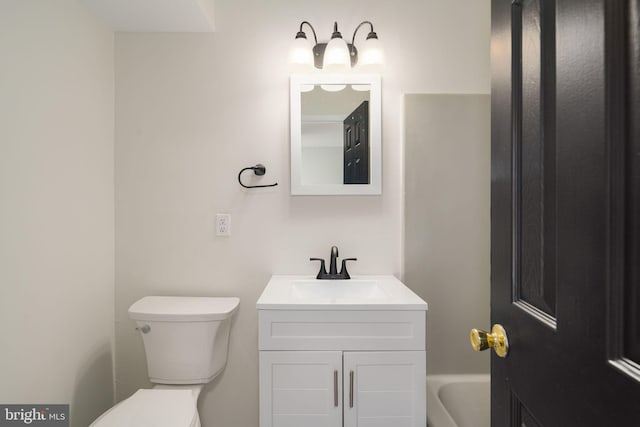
[84,0,215,32]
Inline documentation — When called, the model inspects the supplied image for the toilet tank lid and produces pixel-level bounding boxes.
[128,296,240,322]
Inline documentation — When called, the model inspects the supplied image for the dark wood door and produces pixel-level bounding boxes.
[343,100,369,184]
[491,0,640,425]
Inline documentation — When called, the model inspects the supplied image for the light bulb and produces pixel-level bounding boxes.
[357,36,384,71]
[289,36,314,72]
[323,39,351,72]
[322,23,351,72]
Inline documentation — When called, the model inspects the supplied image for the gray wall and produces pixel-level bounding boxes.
[404,94,491,375]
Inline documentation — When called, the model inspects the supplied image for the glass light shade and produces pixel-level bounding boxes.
[289,36,314,72]
[357,37,385,71]
[351,84,371,91]
[322,37,351,72]
[320,84,346,92]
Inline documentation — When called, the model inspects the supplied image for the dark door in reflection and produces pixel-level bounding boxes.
[343,100,369,184]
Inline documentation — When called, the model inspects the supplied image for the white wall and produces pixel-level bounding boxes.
[0,1,115,426]
[114,0,489,426]
[300,144,343,185]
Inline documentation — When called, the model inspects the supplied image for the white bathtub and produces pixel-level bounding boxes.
[427,374,490,427]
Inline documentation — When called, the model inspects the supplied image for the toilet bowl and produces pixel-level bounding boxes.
[90,296,239,427]
[90,387,201,427]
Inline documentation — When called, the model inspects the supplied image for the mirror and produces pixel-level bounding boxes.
[290,74,381,195]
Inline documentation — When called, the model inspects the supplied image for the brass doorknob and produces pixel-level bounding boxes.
[470,324,509,358]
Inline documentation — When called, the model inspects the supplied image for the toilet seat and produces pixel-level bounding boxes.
[90,389,200,427]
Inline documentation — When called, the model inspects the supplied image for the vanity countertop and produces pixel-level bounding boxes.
[256,275,428,311]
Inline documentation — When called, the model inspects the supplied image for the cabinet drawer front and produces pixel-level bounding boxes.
[259,310,426,351]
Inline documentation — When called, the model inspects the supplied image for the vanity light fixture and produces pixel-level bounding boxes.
[289,20,385,72]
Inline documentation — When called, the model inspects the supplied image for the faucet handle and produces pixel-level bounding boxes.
[310,258,328,279]
[339,258,358,279]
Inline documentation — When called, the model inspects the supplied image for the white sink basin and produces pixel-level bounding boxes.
[257,275,428,310]
[291,279,388,300]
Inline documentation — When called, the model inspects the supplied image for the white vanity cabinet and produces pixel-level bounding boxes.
[259,350,425,427]
[257,276,428,427]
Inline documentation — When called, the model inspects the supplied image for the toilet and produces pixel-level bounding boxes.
[91,296,240,427]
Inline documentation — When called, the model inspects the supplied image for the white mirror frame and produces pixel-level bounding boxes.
[290,73,382,195]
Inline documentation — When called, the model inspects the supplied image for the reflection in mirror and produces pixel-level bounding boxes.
[301,85,370,186]
[290,74,381,195]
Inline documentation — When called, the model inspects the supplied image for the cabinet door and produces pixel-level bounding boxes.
[343,351,426,427]
[259,351,342,427]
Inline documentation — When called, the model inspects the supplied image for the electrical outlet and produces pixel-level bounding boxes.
[216,213,231,236]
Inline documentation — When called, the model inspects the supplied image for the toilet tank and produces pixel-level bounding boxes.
[129,296,240,385]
